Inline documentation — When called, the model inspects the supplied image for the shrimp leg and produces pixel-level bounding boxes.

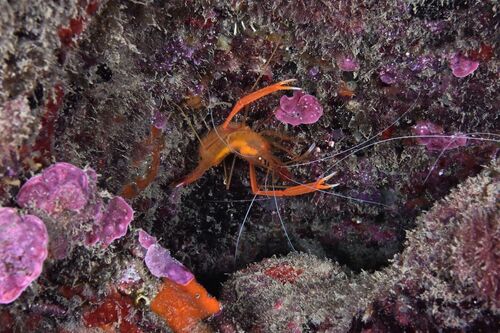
[248,162,335,197]
[173,163,212,188]
[222,79,301,129]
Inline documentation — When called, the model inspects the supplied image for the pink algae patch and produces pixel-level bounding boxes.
[412,121,467,151]
[138,229,194,285]
[93,196,134,247]
[449,53,479,78]
[17,162,134,258]
[16,162,94,215]
[336,55,360,71]
[0,208,48,304]
[138,229,157,249]
[275,91,324,126]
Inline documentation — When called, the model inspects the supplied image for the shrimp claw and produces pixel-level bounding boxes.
[249,162,336,197]
[222,79,301,129]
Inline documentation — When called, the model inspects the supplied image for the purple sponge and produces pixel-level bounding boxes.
[16,162,96,216]
[0,208,48,304]
[87,196,134,246]
[449,53,479,78]
[17,162,134,258]
[138,229,194,285]
[275,90,323,126]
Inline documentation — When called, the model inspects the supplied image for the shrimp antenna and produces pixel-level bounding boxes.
[234,193,258,267]
[288,93,422,169]
[423,139,455,185]
[272,182,296,252]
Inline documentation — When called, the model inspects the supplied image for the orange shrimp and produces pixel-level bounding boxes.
[173,79,335,197]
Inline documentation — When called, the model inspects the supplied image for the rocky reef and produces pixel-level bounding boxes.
[0,0,498,332]
[219,161,499,331]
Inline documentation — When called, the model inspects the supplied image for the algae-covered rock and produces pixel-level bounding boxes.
[362,160,499,331]
[220,161,499,332]
[218,252,375,332]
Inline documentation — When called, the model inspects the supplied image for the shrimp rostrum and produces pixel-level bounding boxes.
[174,79,335,197]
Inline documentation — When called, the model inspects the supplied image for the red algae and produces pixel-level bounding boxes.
[86,0,100,15]
[470,44,493,62]
[31,83,64,164]
[82,291,142,333]
[264,264,304,284]
[58,17,86,47]
[56,0,100,63]
[0,310,14,333]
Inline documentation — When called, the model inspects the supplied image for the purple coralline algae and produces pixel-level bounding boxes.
[86,196,134,247]
[379,64,399,85]
[138,229,194,285]
[336,55,360,72]
[17,162,133,258]
[449,53,480,78]
[138,228,157,249]
[274,91,324,126]
[0,208,48,304]
[152,110,168,130]
[17,162,95,215]
[412,120,467,151]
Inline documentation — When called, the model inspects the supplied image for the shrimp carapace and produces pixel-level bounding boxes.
[174,80,335,196]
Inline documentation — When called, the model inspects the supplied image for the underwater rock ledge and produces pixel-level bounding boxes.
[219,160,499,332]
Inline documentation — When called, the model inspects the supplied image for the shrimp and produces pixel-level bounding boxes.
[173,79,336,196]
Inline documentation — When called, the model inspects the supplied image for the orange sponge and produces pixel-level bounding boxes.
[150,278,221,333]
